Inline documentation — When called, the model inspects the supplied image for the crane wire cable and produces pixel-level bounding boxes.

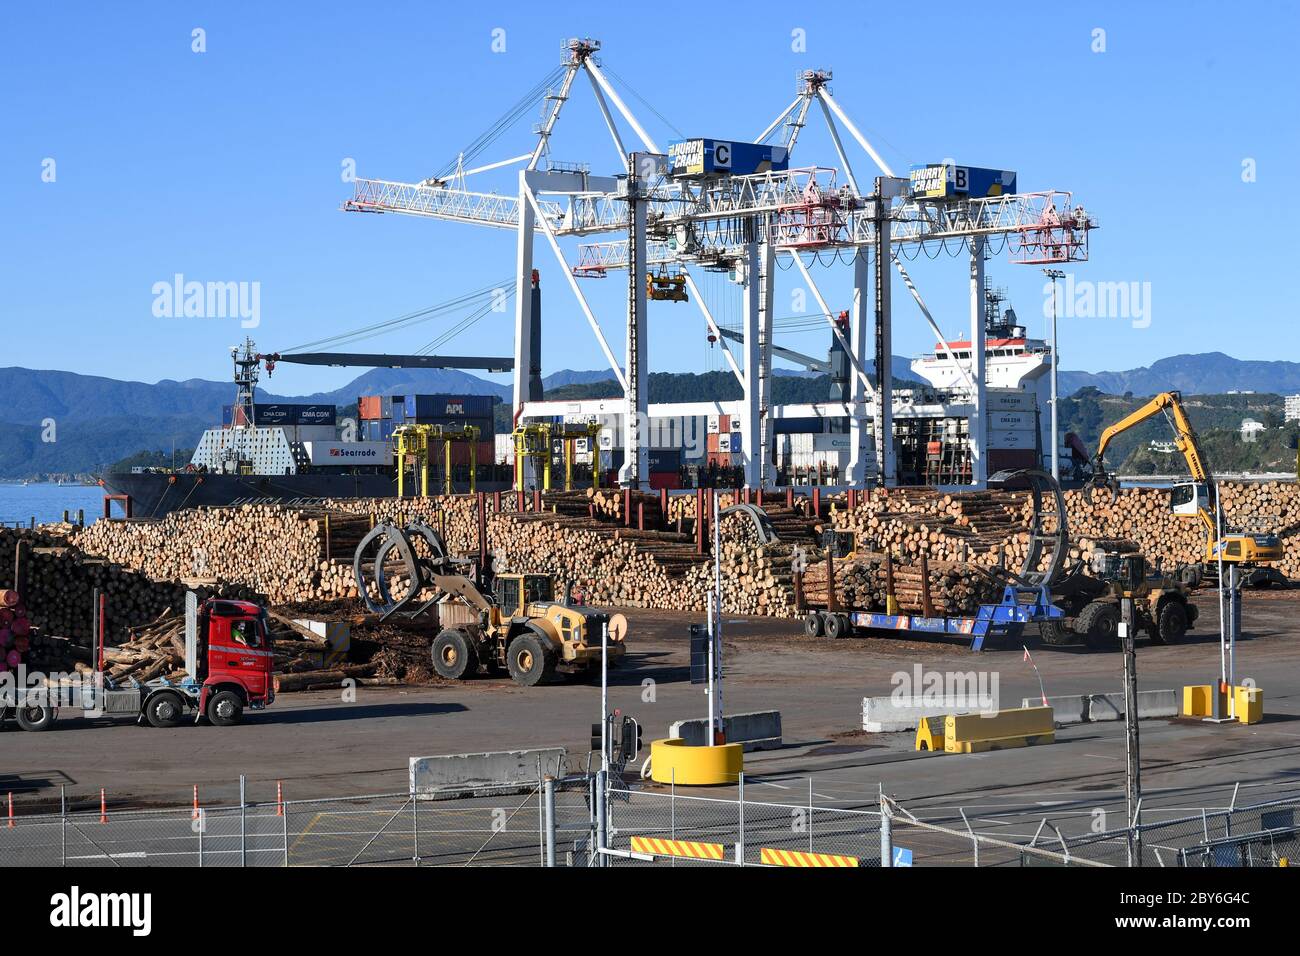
[602,66,686,140]
[433,66,566,180]
[280,279,514,354]
[417,286,517,355]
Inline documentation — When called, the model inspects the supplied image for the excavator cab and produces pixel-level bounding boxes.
[1170,481,1209,518]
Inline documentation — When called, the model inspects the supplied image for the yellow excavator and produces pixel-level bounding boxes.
[1087,391,1283,578]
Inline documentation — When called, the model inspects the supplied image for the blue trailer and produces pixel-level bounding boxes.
[844,584,1064,651]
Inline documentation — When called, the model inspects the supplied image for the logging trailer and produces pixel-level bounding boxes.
[0,593,275,731]
[353,521,627,686]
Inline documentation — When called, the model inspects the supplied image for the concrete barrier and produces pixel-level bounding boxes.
[1088,690,1179,722]
[670,711,782,751]
[862,696,989,733]
[1021,695,1089,725]
[945,707,1055,754]
[409,747,567,796]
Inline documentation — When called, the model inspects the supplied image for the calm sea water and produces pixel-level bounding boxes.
[0,483,107,526]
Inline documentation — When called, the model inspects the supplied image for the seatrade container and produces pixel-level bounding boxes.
[909,163,1017,200]
[668,139,789,178]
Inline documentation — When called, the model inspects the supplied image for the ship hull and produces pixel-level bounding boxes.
[98,472,509,518]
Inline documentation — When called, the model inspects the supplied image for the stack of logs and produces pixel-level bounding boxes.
[799,553,1003,616]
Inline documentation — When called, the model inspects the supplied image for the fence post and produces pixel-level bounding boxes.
[284,801,290,867]
[543,776,556,868]
[736,772,745,866]
[198,807,204,867]
[809,777,814,853]
[412,792,419,866]
[595,769,608,867]
[880,789,892,867]
[61,786,67,867]
[239,775,247,867]
[537,758,544,866]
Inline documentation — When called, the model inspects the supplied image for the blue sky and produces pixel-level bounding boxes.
[2,1,1295,397]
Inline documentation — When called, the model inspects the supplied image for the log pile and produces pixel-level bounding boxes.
[798,555,1002,615]
[0,527,259,646]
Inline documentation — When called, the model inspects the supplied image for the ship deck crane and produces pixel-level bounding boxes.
[1088,391,1283,568]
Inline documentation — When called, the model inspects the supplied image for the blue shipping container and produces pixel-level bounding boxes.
[404,394,496,421]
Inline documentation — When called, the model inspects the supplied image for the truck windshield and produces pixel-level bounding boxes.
[231,618,263,648]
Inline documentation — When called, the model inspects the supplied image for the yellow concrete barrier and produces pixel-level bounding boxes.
[1233,685,1263,725]
[914,716,945,752]
[1182,684,1263,723]
[1182,684,1216,717]
[944,706,1055,754]
[629,836,725,860]
[760,847,859,867]
[649,737,743,785]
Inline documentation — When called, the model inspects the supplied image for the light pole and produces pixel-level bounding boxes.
[1043,269,1065,481]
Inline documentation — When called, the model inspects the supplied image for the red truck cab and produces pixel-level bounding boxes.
[193,598,275,725]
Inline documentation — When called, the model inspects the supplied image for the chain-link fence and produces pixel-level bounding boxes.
[4,778,1296,867]
[603,781,884,866]
[1052,791,1300,867]
[0,779,593,867]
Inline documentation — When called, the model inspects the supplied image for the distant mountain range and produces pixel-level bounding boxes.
[1056,353,1300,398]
[3,352,1298,479]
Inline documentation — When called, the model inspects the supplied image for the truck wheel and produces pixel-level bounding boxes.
[804,613,825,638]
[824,614,851,640]
[1078,602,1121,651]
[1153,601,1188,645]
[145,692,185,728]
[506,632,557,687]
[15,704,55,732]
[431,628,479,680]
[206,690,244,727]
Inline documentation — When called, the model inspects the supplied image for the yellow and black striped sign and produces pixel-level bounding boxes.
[629,836,725,860]
[760,847,859,868]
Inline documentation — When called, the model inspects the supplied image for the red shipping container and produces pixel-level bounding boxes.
[359,395,383,420]
[648,472,681,491]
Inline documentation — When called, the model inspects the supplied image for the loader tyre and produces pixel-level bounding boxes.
[206,690,244,727]
[432,628,479,680]
[1078,602,1121,651]
[804,612,825,638]
[15,704,55,732]
[1153,600,1188,646]
[507,631,557,687]
[824,613,851,640]
[145,692,185,728]
[1037,619,1074,647]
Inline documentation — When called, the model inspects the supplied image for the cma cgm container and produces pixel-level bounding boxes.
[224,404,337,427]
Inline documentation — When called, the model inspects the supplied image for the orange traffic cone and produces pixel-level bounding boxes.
[99,788,108,824]
[276,780,284,817]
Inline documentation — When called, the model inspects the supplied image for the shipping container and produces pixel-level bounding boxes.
[303,441,393,467]
[404,394,496,422]
[358,396,383,420]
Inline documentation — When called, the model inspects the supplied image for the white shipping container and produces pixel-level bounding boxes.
[495,434,514,463]
[987,428,1036,449]
[986,388,1035,411]
[988,411,1037,432]
[717,433,733,453]
[303,441,393,466]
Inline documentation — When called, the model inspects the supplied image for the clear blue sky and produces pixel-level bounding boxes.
[2,1,1295,397]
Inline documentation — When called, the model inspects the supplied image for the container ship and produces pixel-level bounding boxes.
[98,342,505,518]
